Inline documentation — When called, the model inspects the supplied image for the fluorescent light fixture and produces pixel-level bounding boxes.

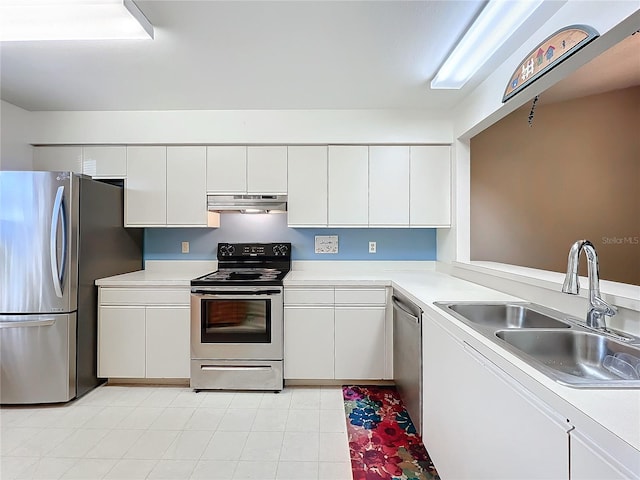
[0,0,154,41]
[431,0,543,89]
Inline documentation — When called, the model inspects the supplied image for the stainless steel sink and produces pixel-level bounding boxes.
[496,330,640,387]
[434,301,640,389]
[446,303,571,330]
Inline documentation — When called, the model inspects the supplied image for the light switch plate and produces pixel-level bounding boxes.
[315,235,338,254]
[181,241,190,254]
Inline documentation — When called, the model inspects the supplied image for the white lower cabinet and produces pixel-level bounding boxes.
[98,306,146,378]
[284,306,334,379]
[423,311,571,480]
[145,307,191,379]
[98,287,190,379]
[334,306,386,379]
[284,286,388,380]
[571,431,639,480]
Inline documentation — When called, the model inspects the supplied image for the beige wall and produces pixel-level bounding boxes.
[470,86,640,285]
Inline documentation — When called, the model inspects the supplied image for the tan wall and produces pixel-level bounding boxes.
[470,86,640,285]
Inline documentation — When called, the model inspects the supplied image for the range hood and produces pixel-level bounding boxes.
[207,195,287,214]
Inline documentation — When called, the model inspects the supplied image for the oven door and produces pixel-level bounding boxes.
[190,287,283,361]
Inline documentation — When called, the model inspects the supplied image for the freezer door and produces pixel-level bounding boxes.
[0,171,78,314]
[0,313,76,404]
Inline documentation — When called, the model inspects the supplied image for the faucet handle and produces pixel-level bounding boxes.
[593,296,617,317]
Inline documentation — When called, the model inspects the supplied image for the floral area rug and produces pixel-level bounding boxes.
[342,385,440,480]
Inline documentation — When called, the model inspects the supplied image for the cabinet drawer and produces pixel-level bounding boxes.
[335,288,386,305]
[284,288,334,305]
[100,288,190,305]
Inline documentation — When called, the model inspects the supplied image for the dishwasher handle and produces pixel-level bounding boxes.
[392,296,421,324]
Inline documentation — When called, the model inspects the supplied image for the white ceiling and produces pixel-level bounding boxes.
[0,0,503,112]
[1,1,634,113]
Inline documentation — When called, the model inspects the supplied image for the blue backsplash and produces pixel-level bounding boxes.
[144,214,437,261]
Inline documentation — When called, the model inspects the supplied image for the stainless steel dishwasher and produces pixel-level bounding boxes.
[393,291,423,436]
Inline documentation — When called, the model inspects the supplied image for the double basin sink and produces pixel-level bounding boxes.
[434,302,640,389]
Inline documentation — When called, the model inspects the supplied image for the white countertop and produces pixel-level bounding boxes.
[286,268,640,455]
[95,260,216,287]
[96,261,640,454]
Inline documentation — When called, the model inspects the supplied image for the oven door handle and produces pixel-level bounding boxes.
[191,289,282,296]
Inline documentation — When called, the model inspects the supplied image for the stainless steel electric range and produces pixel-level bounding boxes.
[190,242,291,392]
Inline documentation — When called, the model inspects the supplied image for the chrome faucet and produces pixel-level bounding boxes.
[562,239,617,330]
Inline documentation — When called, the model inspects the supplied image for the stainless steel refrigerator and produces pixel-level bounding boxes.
[0,171,142,404]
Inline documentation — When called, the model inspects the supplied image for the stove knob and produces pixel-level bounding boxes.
[274,244,288,256]
[219,245,228,256]
[227,245,235,255]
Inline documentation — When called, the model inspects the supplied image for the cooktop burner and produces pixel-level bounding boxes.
[199,268,282,282]
[191,243,291,288]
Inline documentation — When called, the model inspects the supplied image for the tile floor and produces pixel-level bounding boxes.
[0,385,352,480]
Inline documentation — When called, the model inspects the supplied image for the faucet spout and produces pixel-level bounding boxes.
[561,240,617,329]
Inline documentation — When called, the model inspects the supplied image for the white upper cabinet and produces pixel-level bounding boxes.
[126,146,208,227]
[166,146,207,226]
[33,146,83,173]
[206,146,287,195]
[287,146,328,226]
[125,146,167,227]
[206,146,247,194]
[369,146,410,226]
[328,145,368,227]
[82,146,127,179]
[247,146,288,194]
[410,145,451,227]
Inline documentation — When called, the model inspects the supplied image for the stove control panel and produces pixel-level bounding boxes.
[217,243,291,259]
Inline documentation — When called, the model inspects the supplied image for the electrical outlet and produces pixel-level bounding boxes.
[181,241,189,254]
[369,241,376,253]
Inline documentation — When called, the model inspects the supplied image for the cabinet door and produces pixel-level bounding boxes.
[98,306,145,378]
[334,306,386,379]
[82,146,127,178]
[328,146,369,226]
[125,146,167,226]
[369,146,409,226]
[287,146,328,226]
[410,146,451,226]
[145,307,191,378]
[206,146,247,194]
[33,146,83,173]
[422,313,570,480]
[166,146,207,226]
[284,306,334,379]
[247,146,288,194]
[571,431,638,480]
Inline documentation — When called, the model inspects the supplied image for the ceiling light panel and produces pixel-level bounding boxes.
[431,0,543,89]
[0,0,153,41]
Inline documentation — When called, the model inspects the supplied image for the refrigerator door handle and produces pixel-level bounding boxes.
[0,318,56,328]
[50,186,67,298]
